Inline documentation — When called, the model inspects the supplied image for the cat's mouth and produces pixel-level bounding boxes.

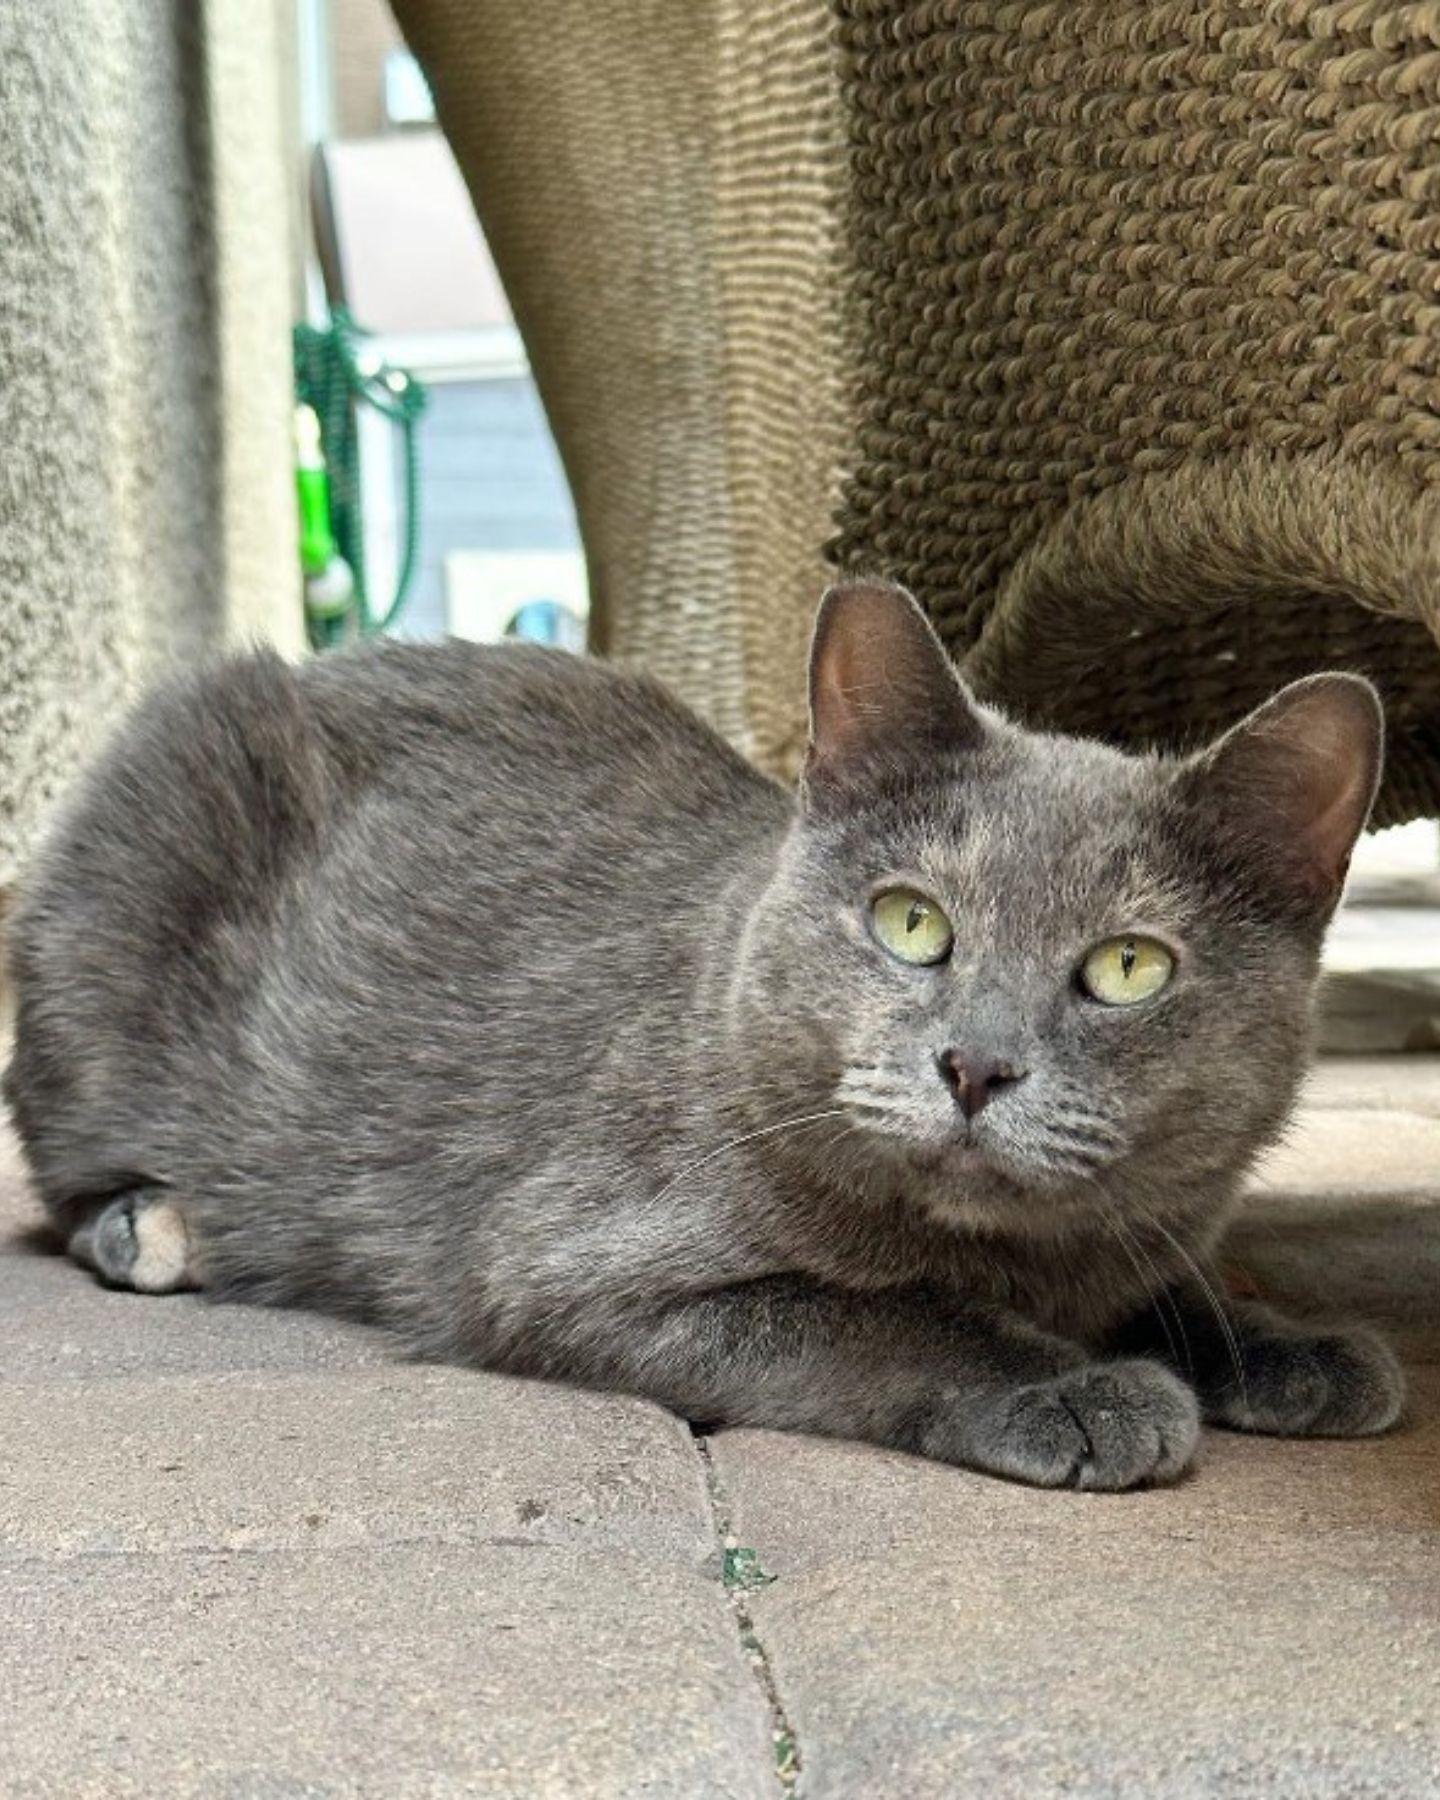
[900,1119,1021,1177]
[838,1077,1124,1192]
[896,1114,1112,1198]
[934,1122,994,1163]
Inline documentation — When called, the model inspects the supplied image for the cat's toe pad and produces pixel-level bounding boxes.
[69,1193,198,1294]
[982,1359,1200,1491]
[1212,1326,1404,1438]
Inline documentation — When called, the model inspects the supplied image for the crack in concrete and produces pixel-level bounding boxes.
[694,1433,800,1797]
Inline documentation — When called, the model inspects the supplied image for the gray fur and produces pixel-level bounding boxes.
[2,581,1403,1488]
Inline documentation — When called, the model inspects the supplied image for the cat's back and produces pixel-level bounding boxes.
[13,633,784,967]
[296,637,779,837]
[4,635,786,1204]
[14,635,772,934]
[283,638,792,995]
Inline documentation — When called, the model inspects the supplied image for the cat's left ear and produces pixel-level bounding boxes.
[803,579,986,801]
[1179,673,1383,910]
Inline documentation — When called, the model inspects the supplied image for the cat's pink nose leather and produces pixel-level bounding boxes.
[937,1051,1027,1118]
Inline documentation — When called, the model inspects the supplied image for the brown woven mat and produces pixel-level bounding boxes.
[393,0,1440,819]
[831,1,1440,822]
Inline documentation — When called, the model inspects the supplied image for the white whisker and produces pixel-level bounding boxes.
[639,1108,849,1217]
[1097,1204,1192,1375]
[1139,1211,1248,1412]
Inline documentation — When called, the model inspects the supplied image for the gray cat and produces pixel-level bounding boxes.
[3,580,1404,1488]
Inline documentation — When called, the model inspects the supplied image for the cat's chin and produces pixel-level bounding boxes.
[901,1135,1000,1177]
[895,1134,1096,1229]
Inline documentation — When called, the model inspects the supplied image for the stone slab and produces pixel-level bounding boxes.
[1300,1054,1440,1119]
[6,1544,773,1800]
[712,1404,1440,1799]
[710,1156,1440,1799]
[712,1363,1440,1567]
[0,1251,392,1381]
[1252,1108,1440,1197]
[0,1366,715,1566]
[745,1526,1439,1799]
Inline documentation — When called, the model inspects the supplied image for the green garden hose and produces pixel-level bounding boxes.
[294,308,428,649]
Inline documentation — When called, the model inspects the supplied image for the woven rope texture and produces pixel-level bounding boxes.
[391,0,848,768]
[831,0,1440,822]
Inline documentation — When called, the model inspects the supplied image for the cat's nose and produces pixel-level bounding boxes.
[936,1050,1028,1119]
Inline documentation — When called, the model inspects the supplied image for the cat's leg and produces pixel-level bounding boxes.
[66,1187,200,1294]
[562,1277,1199,1490]
[1112,1282,1404,1437]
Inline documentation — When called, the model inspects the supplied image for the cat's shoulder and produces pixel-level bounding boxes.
[297,636,679,724]
[294,638,766,782]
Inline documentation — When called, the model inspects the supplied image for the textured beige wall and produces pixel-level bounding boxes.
[0,0,304,886]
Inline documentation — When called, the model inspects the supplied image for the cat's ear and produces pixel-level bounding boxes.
[803,580,985,797]
[1180,673,1383,909]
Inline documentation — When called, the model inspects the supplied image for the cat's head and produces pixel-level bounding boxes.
[734,580,1381,1232]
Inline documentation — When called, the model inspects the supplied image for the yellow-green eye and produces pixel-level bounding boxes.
[871,889,954,966]
[1081,936,1175,1006]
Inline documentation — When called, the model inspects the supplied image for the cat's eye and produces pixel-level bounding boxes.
[871,888,954,966]
[1080,936,1175,1007]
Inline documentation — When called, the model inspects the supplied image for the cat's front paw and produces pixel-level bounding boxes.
[1209,1325,1405,1438]
[953,1358,1200,1491]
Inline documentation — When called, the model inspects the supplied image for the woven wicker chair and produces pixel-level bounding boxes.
[392,0,1440,823]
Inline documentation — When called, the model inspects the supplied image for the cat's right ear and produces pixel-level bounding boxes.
[1177,672,1383,915]
[802,580,986,802]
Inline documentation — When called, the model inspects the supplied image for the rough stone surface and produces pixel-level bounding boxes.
[715,1508,1440,1799]
[0,1127,773,1797]
[1300,1053,1440,1118]
[5,1057,1440,1796]
[0,1367,718,1563]
[0,0,303,888]
[1252,1108,1440,1197]
[712,1070,1440,1798]
[7,1547,771,1800]
[0,1251,393,1381]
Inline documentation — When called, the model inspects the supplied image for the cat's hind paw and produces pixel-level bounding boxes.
[1208,1325,1404,1439]
[945,1358,1201,1491]
[68,1190,199,1294]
